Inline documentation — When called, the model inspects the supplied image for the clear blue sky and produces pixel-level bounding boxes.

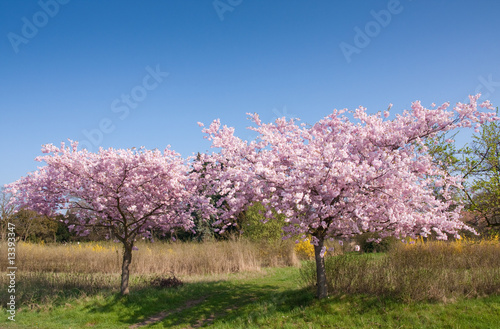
[1,0,500,188]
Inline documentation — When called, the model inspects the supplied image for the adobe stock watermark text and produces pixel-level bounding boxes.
[79,65,169,151]
[6,223,17,321]
[7,0,70,54]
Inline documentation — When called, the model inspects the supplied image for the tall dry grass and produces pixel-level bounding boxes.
[0,238,299,307]
[301,236,500,302]
[0,239,298,276]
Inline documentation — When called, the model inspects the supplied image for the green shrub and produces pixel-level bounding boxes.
[355,232,398,253]
[239,203,286,243]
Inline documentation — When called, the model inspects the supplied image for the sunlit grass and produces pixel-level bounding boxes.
[1,236,499,327]
[1,267,499,329]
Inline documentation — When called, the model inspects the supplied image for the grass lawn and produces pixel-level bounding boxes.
[1,266,499,328]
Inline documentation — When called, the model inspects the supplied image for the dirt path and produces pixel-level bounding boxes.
[129,296,208,328]
[181,295,259,329]
[183,303,240,329]
[129,295,257,328]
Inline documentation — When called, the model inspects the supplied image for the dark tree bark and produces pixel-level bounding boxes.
[120,243,133,295]
[313,236,328,299]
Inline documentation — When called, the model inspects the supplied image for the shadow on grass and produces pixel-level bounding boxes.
[0,271,122,310]
[82,279,316,328]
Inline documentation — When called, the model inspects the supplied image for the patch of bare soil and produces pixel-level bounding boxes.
[182,296,258,329]
[185,304,239,329]
[129,296,208,329]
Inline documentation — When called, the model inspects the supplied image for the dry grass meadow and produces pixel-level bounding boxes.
[0,238,301,308]
[301,234,500,302]
[1,234,499,309]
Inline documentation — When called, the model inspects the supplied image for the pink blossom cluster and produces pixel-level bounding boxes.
[5,95,497,247]
[5,142,205,242]
[198,95,496,244]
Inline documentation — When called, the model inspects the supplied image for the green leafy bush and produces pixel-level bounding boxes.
[355,232,398,253]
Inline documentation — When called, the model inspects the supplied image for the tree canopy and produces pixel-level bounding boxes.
[5,142,206,295]
[198,94,497,298]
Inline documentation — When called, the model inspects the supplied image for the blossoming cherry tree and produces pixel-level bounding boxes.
[199,95,497,298]
[5,142,201,295]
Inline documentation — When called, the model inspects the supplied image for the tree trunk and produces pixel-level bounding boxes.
[313,236,328,299]
[120,244,133,295]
